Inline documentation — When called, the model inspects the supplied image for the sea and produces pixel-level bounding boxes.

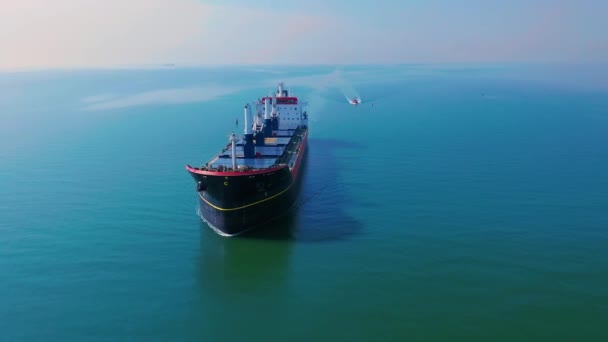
[1,64,607,341]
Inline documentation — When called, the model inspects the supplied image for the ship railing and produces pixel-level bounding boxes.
[192,163,286,173]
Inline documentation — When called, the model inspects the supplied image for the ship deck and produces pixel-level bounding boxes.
[205,128,302,170]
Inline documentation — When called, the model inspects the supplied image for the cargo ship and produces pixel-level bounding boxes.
[186,82,308,236]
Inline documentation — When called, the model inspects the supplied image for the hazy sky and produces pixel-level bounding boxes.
[1,0,606,70]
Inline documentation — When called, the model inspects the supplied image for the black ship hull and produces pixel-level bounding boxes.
[187,128,308,236]
[196,163,304,236]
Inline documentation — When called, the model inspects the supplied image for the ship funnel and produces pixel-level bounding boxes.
[244,104,253,135]
[272,93,277,115]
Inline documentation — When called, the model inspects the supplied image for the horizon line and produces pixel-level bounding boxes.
[2,61,607,74]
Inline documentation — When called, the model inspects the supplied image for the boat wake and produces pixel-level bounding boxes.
[333,69,362,104]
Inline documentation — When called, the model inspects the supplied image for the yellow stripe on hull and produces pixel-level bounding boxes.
[198,181,294,212]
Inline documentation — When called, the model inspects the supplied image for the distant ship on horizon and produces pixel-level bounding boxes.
[186,82,308,236]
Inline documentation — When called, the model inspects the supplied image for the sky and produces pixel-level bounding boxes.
[0,0,606,70]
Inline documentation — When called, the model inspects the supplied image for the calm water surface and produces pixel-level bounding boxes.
[1,65,607,341]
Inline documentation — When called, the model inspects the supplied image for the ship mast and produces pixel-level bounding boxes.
[271,90,279,131]
[244,104,253,135]
[230,132,237,170]
[277,82,284,97]
[264,94,270,120]
[243,104,255,158]
[263,93,274,137]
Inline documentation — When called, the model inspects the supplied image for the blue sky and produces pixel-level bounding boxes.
[1,0,606,70]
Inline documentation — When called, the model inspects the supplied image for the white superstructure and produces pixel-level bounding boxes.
[254,82,308,131]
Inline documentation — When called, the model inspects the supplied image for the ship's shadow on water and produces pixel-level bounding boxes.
[240,138,364,242]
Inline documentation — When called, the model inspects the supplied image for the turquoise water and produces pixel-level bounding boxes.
[1,65,607,341]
